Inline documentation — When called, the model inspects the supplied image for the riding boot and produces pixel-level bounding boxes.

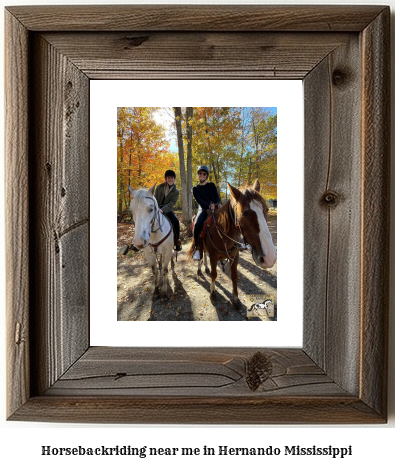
[173,223,182,251]
[123,244,139,255]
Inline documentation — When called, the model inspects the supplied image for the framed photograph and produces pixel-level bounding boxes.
[5,5,389,423]
[113,103,281,324]
[91,81,303,347]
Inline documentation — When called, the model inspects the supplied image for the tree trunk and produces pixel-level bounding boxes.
[252,118,260,181]
[137,136,142,179]
[186,107,193,222]
[203,110,219,185]
[118,127,124,217]
[238,154,243,187]
[247,154,252,186]
[128,127,133,206]
[173,107,189,224]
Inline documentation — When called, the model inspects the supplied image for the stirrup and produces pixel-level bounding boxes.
[193,250,200,260]
[174,243,182,252]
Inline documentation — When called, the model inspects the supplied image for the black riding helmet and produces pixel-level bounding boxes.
[165,169,176,179]
[197,165,209,180]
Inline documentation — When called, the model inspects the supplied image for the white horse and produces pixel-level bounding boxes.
[128,184,174,299]
[247,300,273,313]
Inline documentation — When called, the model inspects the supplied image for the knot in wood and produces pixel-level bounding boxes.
[124,35,149,48]
[246,351,273,391]
[332,68,348,87]
[321,190,340,207]
[15,322,22,345]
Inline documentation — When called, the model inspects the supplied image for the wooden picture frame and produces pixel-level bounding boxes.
[5,5,389,424]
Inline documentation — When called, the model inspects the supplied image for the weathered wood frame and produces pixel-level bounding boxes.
[5,5,389,423]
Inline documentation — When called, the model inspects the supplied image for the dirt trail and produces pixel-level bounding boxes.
[117,216,277,321]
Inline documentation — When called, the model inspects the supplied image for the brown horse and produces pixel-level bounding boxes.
[187,179,276,311]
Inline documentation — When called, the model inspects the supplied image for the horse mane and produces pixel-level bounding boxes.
[215,200,231,232]
[240,188,269,216]
[214,187,269,232]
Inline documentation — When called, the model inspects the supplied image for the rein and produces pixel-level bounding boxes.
[214,201,249,247]
[224,201,249,248]
[206,201,248,266]
[149,225,173,253]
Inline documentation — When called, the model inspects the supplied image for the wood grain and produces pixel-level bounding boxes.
[5,5,389,424]
[304,35,362,395]
[360,9,390,418]
[6,5,385,32]
[10,396,383,424]
[29,34,90,395]
[5,10,30,419]
[46,347,344,397]
[42,32,351,80]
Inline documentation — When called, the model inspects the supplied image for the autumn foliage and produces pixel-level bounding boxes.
[117,107,179,214]
[188,107,277,200]
[117,107,277,217]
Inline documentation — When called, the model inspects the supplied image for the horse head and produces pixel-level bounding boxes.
[127,183,157,249]
[228,179,277,269]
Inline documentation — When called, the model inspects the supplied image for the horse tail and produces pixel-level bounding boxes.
[186,240,195,261]
[247,304,255,312]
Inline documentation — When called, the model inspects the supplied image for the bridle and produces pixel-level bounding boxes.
[228,200,249,248]
[205,200,250,266]
[144,196,173,256]
[144,196,163,234]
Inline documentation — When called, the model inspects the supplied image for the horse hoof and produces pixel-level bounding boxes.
[161,292,169,300]
[210,291,217,301]
[205,267,210,275]
[233,299,243,312]
[197,269,202,276]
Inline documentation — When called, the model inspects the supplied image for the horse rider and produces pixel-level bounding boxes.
[154,169,182,252]
[192,165,222,260]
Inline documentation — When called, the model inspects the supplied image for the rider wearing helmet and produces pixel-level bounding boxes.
[192,165,222,260]
[154,169,182,251]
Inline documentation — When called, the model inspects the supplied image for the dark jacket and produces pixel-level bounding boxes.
[192,182,221,210]
[154,182,179,214]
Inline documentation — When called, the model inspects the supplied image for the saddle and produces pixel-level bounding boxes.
[200,214,213,238]
[162,212,182,252]
[163,213,172,226]
[191,210,212,239]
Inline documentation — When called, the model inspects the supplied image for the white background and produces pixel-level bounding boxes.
[90,80,303,347]
[1,0,394,469]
